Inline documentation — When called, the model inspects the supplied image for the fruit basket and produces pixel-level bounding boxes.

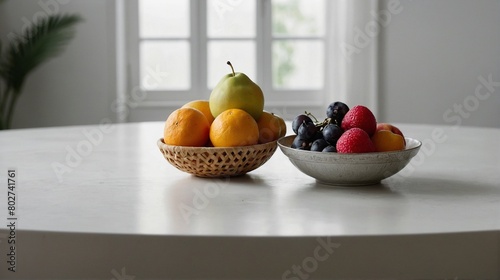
[278,135,421,186]
[157,138,278,178]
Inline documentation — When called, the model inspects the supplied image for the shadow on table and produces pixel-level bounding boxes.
[221,173,272,188]
[309,180,404,197]
[383,175,500,197]
[162,173,274,203]
[306,175,500,199]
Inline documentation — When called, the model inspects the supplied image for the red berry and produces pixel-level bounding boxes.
[341,105,376,136]
[336,128,376,153]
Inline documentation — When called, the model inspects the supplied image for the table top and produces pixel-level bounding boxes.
[1,122,499,237]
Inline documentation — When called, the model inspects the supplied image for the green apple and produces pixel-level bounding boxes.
[209,61,264,121]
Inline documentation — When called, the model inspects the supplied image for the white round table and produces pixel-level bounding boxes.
[1,122,499,279]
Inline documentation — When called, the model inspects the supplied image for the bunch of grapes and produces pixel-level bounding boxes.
[291,102,349,152]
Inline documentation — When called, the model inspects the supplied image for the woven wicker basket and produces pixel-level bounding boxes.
[157,138,278,178]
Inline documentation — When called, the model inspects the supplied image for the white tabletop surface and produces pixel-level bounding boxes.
[1,122,499,236]
[1,122,499,279]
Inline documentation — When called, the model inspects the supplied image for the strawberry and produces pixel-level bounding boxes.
[340,105,377,136]
[336,128,376,153]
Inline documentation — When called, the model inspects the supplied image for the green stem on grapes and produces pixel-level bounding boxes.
[317,118,333,127]
[304,111,318,123]
[227,61,236,77]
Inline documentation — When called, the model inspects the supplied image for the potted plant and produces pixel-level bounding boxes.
[0,13,82,129]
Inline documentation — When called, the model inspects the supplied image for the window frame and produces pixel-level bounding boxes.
[126,0,334,115]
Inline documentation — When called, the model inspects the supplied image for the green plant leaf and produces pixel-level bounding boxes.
[0,40,3,77]
[2,14,83,94]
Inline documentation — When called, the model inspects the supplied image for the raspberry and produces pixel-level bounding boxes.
[341,105,377,136]
[336,128,376,153]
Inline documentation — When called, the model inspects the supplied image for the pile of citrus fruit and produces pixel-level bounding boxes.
[164,62,286,147]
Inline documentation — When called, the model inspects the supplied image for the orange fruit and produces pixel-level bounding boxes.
[181,100,215,124]
[277,115,287,138]
[371,130,405,152]
[210,109,259,147]
[164,108,210,146]
[257,111,287,143]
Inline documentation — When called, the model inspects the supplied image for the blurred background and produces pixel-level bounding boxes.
[0,0,499,129]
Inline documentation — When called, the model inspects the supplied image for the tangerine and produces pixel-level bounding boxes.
[210,109,259,147]
[164,108,210,147]
[277,115,287,138]
[257,111,287,143]
[181,100,215,124]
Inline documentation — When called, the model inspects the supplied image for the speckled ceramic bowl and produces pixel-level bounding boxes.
[278,135,421,186]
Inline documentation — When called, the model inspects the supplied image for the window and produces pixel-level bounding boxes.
[127,0,332,118]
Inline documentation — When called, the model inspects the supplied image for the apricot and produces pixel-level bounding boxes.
[376,123,405,144]
[371,130,405,152]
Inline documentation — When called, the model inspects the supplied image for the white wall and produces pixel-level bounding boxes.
[378,0,500,127]
[1,0,498,128]
[0,0,116,128]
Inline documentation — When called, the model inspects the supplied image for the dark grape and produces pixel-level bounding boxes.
[312,130,324,141]
[297,122,319,141]
[292,114,313,134]
[311,138,328,152]
[322,124,343,146]
[326,102,349,125]
[322,145,337,153]
[291,136,311,150]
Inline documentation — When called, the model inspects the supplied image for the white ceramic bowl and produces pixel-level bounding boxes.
[278,135,421,186]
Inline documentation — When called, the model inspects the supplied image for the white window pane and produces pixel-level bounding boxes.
[207,41,256,88]
[139,0,189,38]
[140,41,190,90]
[273,40,324,89]
[207,0,256,38]
[272,0,325,37]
